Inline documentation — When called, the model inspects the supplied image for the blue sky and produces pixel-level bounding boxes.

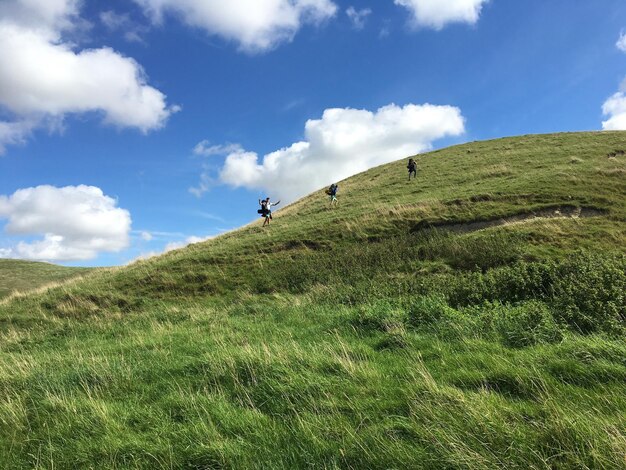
[1,0,625,266]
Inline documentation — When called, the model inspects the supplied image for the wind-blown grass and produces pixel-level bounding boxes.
[0,132,625,468]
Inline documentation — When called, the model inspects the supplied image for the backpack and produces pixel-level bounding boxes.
[259,200,269,215]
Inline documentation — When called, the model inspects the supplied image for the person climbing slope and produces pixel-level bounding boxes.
[407,158,417,181]
[326,183,339,206]
[258,197,280,227]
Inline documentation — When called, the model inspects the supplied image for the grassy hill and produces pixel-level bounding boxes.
[0,132,625,468]
[0,259,91,300]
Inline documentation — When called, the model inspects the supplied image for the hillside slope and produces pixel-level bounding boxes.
[45,131,625,308]
[0,132,625,469]
[0,259,91,300]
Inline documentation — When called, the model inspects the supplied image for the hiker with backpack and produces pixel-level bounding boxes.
[407,158,417,181]
[258,197,280,226]
[326,183,338,206]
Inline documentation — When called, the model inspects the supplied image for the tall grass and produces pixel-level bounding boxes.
[1,132,625,468]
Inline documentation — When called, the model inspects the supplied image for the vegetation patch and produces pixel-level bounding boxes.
[0,132,625,468]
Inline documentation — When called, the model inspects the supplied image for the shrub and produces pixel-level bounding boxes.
[434,252,626,336]
[407,294,454,327]
[442,261,556,307]
[350,300,405,333]
[550,253,626,334]
[491,301,564,348]
[407,295,475,339]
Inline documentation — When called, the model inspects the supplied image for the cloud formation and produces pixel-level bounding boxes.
[0,0,81,32]
[394,0,489,29]
[346,7,372,30]
[198,103,465,202]
[0,119,38,154]
[0,0,175,153]
[163,236,207,253]
[131,235,211,263]
[617,31,626,53]
[602,90,626,130]
[193,141,244,157]
[0,185,131,261]
[100,10,149,43]
[134,0,337,52]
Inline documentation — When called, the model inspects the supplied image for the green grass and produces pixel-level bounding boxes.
[0,259,92,300]
[0,132,625,468]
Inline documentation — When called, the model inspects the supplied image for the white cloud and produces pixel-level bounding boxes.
[134,0,338,52]
[140,231,153,241]
[0,0,81,33]
[100,10,129,30]
[0,0,175,153]
[617,31,626,53]
[202,103,465,202]
[394,0,489,29]
[189,142,245,197]
[100,10,148,43]
[0,185,131,261]
[0,119,38,154]
[131,235,210,262]
[193,141,244,157]
[189,170,214,198]
[346,6,372,30]
[0,24,174,130]
[602,90,626,130]
[163,236,206,253]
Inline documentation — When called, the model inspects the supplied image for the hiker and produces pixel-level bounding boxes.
[326,183,338,206]
[258,197,280,226]
[407,158,417,181]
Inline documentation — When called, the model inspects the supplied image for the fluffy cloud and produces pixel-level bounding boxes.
[0,119,38,154]
[0,185,131,261]
[0,0,81,32]
[134,0,337,52]
[163,236,207,253]
[602,91,626,130]
[131,235,211,263]
[0,0,175,153]
[617,31,626,53]
[200,103,465,202]
[346,7,372,30]
[394,0,489,29]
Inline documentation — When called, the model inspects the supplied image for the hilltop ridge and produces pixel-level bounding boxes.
[0,259,91,300]
[117,131,626,299]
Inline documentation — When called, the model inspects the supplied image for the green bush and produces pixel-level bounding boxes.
[407,295,475,339]
[434,252,625,336]
[491,301,564,348]
[407,294,454,327]
[441,261,555,307]
[551,253,626,334]
[350,300,405,333]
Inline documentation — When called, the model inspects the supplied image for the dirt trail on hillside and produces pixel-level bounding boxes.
[412,206,607,234]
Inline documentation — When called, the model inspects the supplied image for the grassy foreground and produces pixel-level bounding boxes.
[0,132,625,468]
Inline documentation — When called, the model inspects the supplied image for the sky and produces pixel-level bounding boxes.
[0,0,625,267]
